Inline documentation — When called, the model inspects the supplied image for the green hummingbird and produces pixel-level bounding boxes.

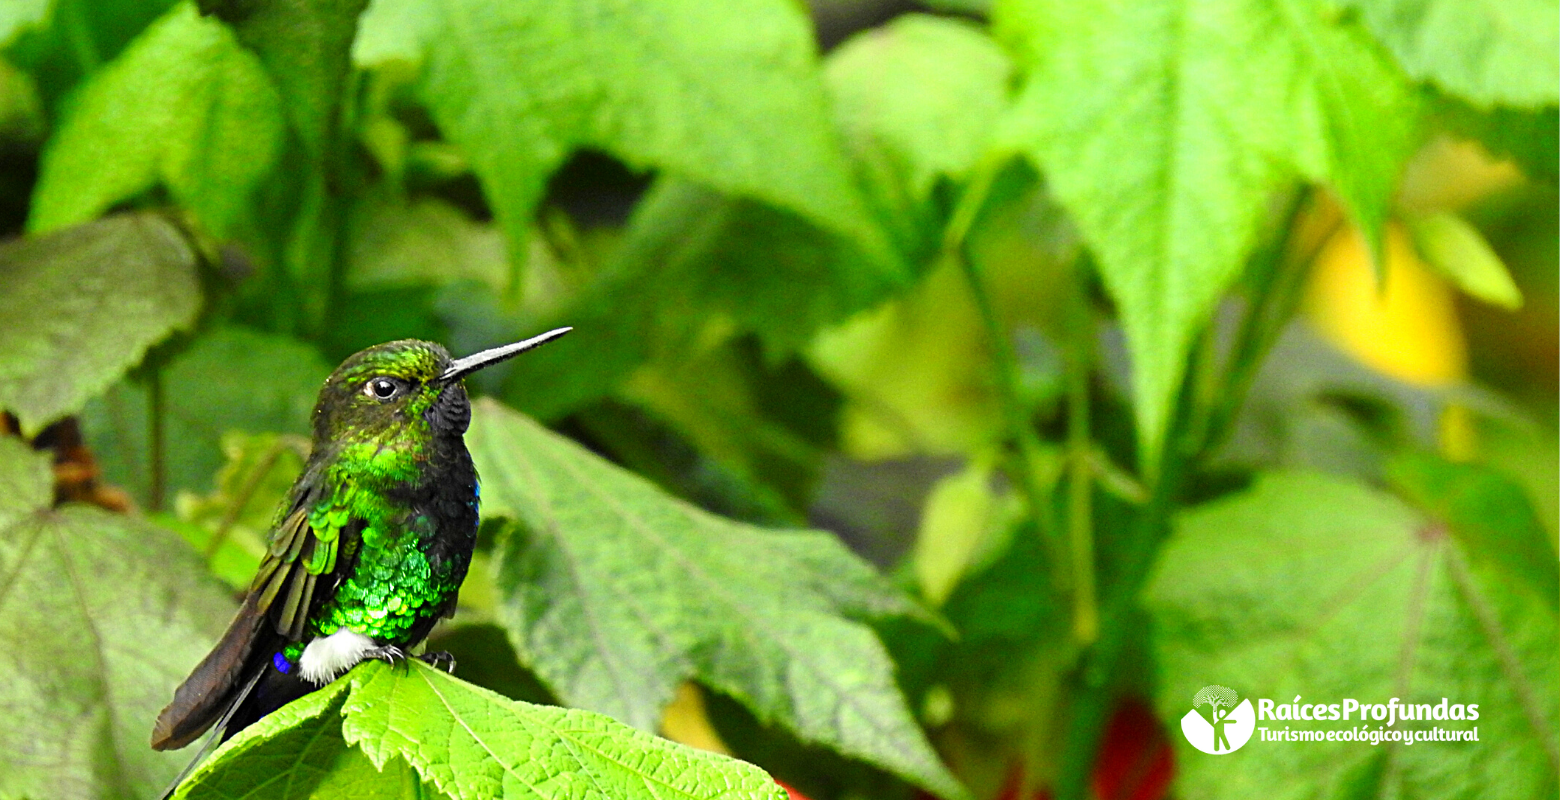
[151,328,570,762]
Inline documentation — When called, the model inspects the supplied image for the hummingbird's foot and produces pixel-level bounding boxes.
[365,645,408,669]
[418,651,457,673]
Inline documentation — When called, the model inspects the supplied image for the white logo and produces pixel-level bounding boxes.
[1181,684,1254,754]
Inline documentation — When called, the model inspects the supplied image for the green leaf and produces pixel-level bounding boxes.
[81,326,330,507]
[28,0,285,236]
[497,17,1013,421]
[827,14,1012,209]
[179,661,785,800]
[0,213,201,434]
[197,0,369,163]
[1340,0,1559,108]
[345,661,789,800]
[1432,96,1558,181]
[0,58,45,141]
[0,0,50,48]
[1146,472,1559,800]
[1386,452,1558,612]
[465,399,967,799]
[352,0,882,264]
[174,677,444,799]
[501,181,895,421]
[996,0,1422,464]
[1406,210,1523,308]
[0,435,238,800]
[346,192,509,294]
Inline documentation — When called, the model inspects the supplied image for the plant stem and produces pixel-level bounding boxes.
[1052,375,1190,800]
[1052,189,1322,800]
[148,366,166,512]
[204,437,293,561]
[1064,259,1097,645]
[1198,188,1332,456]
[946,158,1056,552]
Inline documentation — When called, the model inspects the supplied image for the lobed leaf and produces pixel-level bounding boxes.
[29,0,284,236]
[996,0,1421,465]
[0,213,201,434]
[176,661,785,800]
[0,0,50,48]
[174,678,444,799]
[344,662,787,800]
[498,17,1013,421]
[1145,471,1559,799]
[0,436,238,800]
[353,0,882,267]
[197,0,369,164]
[1340,0,1559,108]
[827,15,1012,206]
[465,399,966,799]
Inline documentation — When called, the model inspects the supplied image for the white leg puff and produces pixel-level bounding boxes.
[298,628,378,684]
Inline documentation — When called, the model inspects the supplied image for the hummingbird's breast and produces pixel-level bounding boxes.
[308,446,479,646]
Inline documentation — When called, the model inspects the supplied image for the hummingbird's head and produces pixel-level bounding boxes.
[311,329,571,449]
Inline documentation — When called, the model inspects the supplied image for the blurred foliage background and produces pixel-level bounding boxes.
[0,0,1555,798]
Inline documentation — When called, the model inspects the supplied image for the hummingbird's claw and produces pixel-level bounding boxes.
[366,645,408,670]
[418,651,457,673]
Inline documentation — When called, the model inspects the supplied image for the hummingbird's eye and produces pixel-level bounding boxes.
[365,377,402,401]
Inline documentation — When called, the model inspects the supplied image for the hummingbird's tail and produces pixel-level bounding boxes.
[152,593,273,751]
[154,660,317,798]
[152,590,318,797]
[154,667,265,799]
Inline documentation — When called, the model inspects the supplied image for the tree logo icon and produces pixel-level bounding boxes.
[1180,684,1255,754]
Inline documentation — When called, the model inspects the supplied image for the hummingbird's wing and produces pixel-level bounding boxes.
[250,486,359,640]
[151,477,362,751]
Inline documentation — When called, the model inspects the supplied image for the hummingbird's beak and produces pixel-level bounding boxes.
[438,327,572,384]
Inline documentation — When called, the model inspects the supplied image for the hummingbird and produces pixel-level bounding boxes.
[150,328,571,767]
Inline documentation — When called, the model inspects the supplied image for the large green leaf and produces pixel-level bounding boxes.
[1341,0,1559,108]
[0,0,50,48]
[499,16,1013,421]
[29,0,284,236]
[81,326,330,507]
[173,676,443,799]
[176,661,786,800]
[828,15,1011,206]
[465,399,966,799]
[0,436,238,800]
[0,213,201,434]
[995,0,1422,464]
[352,0,881,263]
[500,181,888,421]
[197,0,369,163]
[1145,471,1559,800]
[1386,453,1558,613]
[1433,94,1558,181]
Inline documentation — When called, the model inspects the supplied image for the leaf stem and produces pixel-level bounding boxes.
[1195,188,1330,456]
[148,365,165,512]
[1051,382,1189,800]
[1064,259,1097,645]
[1052,188,1323,800]
[946,158,1056,556]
